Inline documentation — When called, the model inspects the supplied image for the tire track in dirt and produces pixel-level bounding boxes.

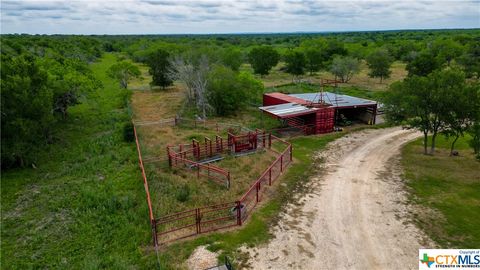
[243,127,433,270]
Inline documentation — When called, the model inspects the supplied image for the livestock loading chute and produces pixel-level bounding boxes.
[259,91,378,135]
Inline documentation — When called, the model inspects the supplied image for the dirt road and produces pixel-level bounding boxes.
[244,127,432,270]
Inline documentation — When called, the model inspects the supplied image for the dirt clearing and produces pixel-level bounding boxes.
[243,127,433,269]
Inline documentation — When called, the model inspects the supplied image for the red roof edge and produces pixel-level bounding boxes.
[264,92,308,105]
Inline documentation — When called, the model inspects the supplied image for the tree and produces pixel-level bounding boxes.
[248,46,279,76]
[325,39,348,58]
[40,58,101,119]
[457,42,480,79]
[207,66,263,116]
[1,55,54,167]
[384,77,432,155]
[384,68,469,155]
[406,51,440,77]
[441,79,477,155]
[467,87,480,159]
[107,61,141,89]
[221,48,243,71]
[284,50,306,81]
[330,56,360,83]
[469,122,480,160]
[304,47,324,75]
[237,71,264,105]
[431,39,463,66]
[147,49,173,89]
[168,55,210,119]
[366,49,393,82]
[207,65,246,116]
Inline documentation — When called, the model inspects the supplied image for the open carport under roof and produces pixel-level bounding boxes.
[259,102,318,119]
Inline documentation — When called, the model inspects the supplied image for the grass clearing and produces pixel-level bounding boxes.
[242,60,407,91]
[1,53,158,268]
[146,142,279,217]
[402,135,480,248]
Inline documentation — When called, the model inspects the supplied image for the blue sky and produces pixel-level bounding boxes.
[1,0,479,34]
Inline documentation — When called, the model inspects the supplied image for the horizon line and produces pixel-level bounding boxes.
[2,27,479,36]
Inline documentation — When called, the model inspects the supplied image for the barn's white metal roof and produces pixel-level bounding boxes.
[259,102,317,118]
[290,92,377,108]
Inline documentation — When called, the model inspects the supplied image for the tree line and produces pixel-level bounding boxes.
[1,35,103,168]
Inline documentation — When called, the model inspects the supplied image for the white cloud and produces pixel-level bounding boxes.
[1,0,479,34]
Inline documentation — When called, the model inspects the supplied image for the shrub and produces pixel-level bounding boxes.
[123,122,135,142]
[176,184,190,202]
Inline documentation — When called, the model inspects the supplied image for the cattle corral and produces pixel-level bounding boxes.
[133,117,292,246]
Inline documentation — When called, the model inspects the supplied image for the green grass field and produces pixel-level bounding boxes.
[1,54,159,268]
[242,60,407,91]
[402,136,480,248]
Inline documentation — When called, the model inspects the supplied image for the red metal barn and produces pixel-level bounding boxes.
[260,92,378,135]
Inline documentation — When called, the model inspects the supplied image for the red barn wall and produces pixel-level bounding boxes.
[315,107,335,134]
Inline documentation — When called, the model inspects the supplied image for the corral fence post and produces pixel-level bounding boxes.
[195,208,201,234]
[151,219,159,247]
[268,133,272,148]
[236,201,242,226]
[280,155,283,172]
[209,138,212,156]
[262,131,266,148]
[167,146,172,168]
[256,182,260,203]
[290,145,293,162]
[227,172,231,189]
[269,169,272,186]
